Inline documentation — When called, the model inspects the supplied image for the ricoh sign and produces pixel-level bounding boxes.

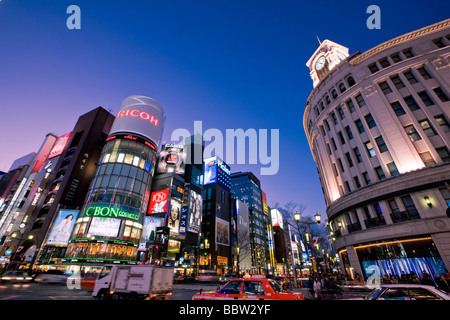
[109,95,166,148]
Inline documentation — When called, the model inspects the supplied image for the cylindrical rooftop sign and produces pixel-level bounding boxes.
[109,95,165,148]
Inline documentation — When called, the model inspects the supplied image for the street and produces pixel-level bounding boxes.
[0,281,369,300]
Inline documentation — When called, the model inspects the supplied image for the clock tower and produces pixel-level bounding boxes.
[306,39,349,87]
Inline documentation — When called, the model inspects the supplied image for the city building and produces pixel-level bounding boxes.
[231,171,268,274]
[303,19,450,279]
[64,96,164,270]
[200,156,232,275]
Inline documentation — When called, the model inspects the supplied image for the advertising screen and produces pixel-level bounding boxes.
[262,191,269,215]
[204,157,217,185]
[168,199,182,234]
[271,209,284,229]
[148,189,169,214]
[48,132,71,159]
[157,144,186,175]
[216,217,230,246]
[168,239,181,253]
[139,217,162,250]
[46,209,79,246]
[188,189,202,233]
[88,217,121,237]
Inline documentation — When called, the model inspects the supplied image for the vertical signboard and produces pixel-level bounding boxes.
[168,199,182,234]
[179,184,190,235]
[188,189,202,233]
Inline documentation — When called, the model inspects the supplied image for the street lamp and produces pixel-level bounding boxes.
[8,231,34,270]
[293,212,322,273]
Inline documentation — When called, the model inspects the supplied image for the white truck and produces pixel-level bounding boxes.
[92,265,174,300]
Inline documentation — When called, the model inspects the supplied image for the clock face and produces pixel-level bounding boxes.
[315,57,326,70]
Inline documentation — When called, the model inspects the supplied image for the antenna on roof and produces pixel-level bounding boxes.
[316,35,322,45]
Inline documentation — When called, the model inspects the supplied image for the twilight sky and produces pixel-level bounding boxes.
[0,0,449,221]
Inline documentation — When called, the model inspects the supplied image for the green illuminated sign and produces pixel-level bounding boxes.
[85,206,140,221]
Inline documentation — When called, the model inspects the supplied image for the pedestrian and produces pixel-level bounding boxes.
[434,274,450,293]
[421,271,434,286]
[307,275,315,298]
[313,277,322,300]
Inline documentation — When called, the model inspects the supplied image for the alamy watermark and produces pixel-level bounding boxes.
[171,121,280,176]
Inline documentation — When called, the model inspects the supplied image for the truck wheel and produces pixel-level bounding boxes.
[96,290,108,300]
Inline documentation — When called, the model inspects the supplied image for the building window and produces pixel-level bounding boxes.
[435,115,450,132]
[388,199,400,213]
[439,188,450,207]
[337,158,345,172]
[375,136,388,153]
[338,131,346,145]
[433,38,446,48]
[330,112,337,124]
[362,171,371,185]
[339,83,346,93]
[320,125,326,136]
[387,162,400,177]
[379,81,393,94]
[403,70,418,84]
[353,147,363,163]
[345,152,354,167]
[326,143,332,155]
[390,53,402,63]
[379,58,390,68]
[390,101,406,116]
[401,195,418,213]
[375,166,386,180]
[344,181,351,193]
[355,119,365,133]
[332,163,339,177]
[332,89,338,99]
[365,141,376,157]
[365,113,377,128]
[325,95,331,105]
[433,87,449,102]
[402,48,414,58]
[355,93,366,108]
[419,119,437,137]
[324,119,330,131]
[345,126,354,140]
[368,63,379,73]
[346,99,356,113]
[417,66,432,79]
[390,75,405,89]
[354,176,361,188]
[404,124,422,142]
[347,76,356,87]
[314,107,320,117]
[331,138,337,150]
[419,152,436,167]
[404,95,420,111]
[418,91,435,106]
[436,147,450,163]
[337,106,345,119]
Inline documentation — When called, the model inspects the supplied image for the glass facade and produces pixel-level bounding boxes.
[64,136,157,263]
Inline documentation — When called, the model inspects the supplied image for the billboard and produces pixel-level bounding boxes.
[46,209,79,246]
[188,189,202,233]
[157,144,186,175]
[109,95,165,148]
[148,189,169,214]
[179,184,190,235]
[216,217,230,246]
[168,199,182,234]
[48,132,71,159]
[139,217,162,250]
[88,217,121,237]
[204,157,217,185]
[271,208,284,229]
[262,191,269,215]
[204,156,231,190]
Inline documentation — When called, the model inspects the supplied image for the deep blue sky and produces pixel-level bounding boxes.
[0,0,449,220]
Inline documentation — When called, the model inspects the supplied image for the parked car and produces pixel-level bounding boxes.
[362,284,450,300]
[0,271,33,283]
[34,269,71,285]
[193,275,304,300]
[174,275,195,283]
[195,270,220,282]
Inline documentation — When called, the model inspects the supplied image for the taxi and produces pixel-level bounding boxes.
[192,275,304,300]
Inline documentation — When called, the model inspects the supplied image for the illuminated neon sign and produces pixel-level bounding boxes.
[117,109,159,126]
[85,206,140,221]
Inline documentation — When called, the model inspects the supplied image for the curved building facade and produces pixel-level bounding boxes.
[303,19,450,279]
[64,96,165,264]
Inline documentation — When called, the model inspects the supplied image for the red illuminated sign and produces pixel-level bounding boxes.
[148,189,169,214]
[117,109,159,126]
[48,132,71,159]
